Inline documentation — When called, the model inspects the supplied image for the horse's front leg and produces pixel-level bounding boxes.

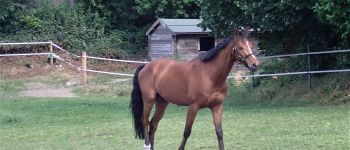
[210,103,224,150]
[178,105,199,150]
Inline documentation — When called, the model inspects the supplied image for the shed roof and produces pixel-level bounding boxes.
[146,18,211,35]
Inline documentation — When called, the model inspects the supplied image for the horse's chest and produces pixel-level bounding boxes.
[188,88,226,107]
[209,92,226,101]
[203,92,226,106]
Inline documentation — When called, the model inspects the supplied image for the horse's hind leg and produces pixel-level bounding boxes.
[149,95,168,150]
[142,93,156,149]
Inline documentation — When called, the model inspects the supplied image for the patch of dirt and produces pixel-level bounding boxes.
[18,82,78,98]
[0,51,139,80]
[0,52,82,79]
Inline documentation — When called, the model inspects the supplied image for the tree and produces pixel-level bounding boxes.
[0,0,34,32]
[199,0,341,54]
[78,0,139,29]
[314,0,350,46]
[199,0,348,73]
[77,0,201,55]
[78,0,200,29]
[135,0,200,24]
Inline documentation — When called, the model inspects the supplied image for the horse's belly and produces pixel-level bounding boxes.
[158,89,190,106]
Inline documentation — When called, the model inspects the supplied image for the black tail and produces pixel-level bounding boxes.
[130,64,146,139]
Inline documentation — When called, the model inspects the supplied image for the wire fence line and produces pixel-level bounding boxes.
[258,49,350,59]
[229,69,350,79]
[1,41,350,79]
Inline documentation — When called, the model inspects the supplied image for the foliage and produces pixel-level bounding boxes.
[228,72,350,105]
[77,0,201,56]
[200,0,341,52]
[313,0,350,68]
[199,0,350,77]
[78,0,200,28]
[0,0,201,57]
[135,0,200,20]
[0,2,144,57]
[1,0,349,73]
[259,57,307,74]
[314,0,350,46]
[0,0,35,32]
[78,0,139,28]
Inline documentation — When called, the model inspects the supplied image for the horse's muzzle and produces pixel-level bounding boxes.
[249,64,258,72]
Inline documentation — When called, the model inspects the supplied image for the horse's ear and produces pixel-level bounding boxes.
[233,27,239,38]
[244,27,250,37]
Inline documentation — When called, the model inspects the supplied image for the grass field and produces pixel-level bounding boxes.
[1,94,349,150]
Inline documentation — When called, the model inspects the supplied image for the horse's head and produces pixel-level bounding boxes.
[232,28,259,72]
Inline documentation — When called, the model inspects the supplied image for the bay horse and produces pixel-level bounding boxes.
[130,28,259,150]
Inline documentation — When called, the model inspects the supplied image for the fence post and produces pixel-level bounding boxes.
[49,42,53,65]
[307,44,311,93]
[81,52,87,85]
[251,71,255,90]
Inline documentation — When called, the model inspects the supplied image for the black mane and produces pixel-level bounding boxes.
[199,36,232,62]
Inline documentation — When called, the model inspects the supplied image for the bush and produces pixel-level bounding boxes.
[0,2,147,58]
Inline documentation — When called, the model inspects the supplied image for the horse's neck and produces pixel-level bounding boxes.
[202,40,235,85]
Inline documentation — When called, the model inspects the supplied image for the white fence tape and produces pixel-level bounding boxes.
[0,42,51,46]
[85,56,149,64]
[81,68,350,78]
[82,69,134,77]
[51,43,81,58]
[0,53,52,57]
[52,54,82,69]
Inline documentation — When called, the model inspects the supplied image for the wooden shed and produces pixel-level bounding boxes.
[146,18,221,60]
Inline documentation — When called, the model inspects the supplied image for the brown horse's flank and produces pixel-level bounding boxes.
[130,29,259,150]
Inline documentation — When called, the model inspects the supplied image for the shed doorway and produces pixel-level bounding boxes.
[199,37,215,51]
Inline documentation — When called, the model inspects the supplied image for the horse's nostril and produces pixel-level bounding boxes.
[250,65,257,72]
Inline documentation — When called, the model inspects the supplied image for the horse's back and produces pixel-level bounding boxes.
[141,58,193,77]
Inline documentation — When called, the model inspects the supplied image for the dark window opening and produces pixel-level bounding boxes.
[199,37,215,51]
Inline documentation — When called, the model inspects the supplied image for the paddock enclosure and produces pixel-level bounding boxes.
[1,41,350,85]
[0,42,350,150]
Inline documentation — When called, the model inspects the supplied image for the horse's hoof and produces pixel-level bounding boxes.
[144,144,151,150]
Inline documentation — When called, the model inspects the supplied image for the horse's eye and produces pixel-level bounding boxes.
[239,47,244,50]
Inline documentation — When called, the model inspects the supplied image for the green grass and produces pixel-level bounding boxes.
[0,95,349,150]
[0,73,349,150]
[0,80,25,97]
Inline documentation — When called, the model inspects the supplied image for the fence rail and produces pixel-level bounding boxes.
[0,53,52,57]
[1,41,350,87]
[86,56,149,64]
[0,42,51,46]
